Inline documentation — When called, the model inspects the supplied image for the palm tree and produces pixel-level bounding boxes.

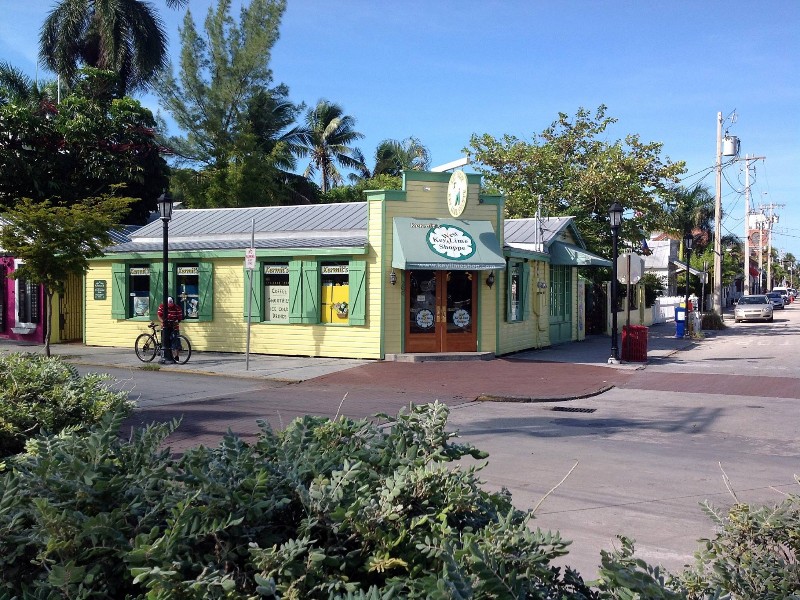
[666,184,714,253]
[372,137,431,176]
[0,62,56,106]
[39,0,187,96]
[301,99,365,194]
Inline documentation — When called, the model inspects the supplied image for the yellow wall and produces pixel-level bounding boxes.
[376,175,502,355]
[496,258,551,355]
[85,252,384,359]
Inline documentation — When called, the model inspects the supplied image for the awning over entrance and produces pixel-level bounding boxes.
[548,242,612,267]
[392,218,506,271]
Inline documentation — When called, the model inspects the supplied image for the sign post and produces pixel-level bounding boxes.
[245,220,255,370]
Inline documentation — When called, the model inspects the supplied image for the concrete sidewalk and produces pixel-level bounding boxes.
[0,322,695,402]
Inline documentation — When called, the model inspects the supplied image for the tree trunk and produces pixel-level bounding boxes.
[44,287,54,357]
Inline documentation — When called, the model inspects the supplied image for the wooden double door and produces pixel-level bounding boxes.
[405,270,477,353]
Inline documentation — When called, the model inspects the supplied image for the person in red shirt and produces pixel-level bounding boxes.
[157,296,184,362]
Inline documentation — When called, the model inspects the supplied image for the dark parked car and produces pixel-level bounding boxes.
[765,292,785,309]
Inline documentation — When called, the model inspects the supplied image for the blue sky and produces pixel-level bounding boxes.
[2,1,799,259]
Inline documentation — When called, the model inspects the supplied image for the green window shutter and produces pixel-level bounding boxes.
[197,262,214,321]
[243,263,263,321]
[521,261,531,320]
[111,263,128,319]
[289,261,303,323]
[505,263,513,322]
[149,262,163,321]
[348,260,366,325]
[301,261,320,324]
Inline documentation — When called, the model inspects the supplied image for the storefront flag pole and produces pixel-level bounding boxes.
[245,219,255,370]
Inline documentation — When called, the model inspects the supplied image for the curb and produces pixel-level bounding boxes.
[475,384,616,403]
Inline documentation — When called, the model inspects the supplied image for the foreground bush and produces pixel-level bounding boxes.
[0,402,797,598]
[0,352,133,457]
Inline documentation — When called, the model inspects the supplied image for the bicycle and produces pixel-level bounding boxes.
[135,322,192,364]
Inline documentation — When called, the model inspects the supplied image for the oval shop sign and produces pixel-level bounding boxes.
[426,225,476,261]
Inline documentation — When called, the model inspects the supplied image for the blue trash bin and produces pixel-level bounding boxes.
[675,306,686,338]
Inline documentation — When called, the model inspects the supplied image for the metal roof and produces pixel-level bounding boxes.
[108,203,368,253]
[503,217,573,245]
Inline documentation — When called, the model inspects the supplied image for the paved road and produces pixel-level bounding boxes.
[446,303,800,578]
[67,303,800,580]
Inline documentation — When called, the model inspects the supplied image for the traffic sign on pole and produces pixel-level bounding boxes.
[245,247,256,271]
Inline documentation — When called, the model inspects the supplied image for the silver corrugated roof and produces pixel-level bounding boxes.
[108,203,368,253]
[132,203,367,240]
[111,235,368,253]
[504,217,573,245]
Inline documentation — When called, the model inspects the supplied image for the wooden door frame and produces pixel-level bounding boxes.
[404,270,478,353]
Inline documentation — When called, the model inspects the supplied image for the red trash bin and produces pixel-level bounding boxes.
[622,325,648,362]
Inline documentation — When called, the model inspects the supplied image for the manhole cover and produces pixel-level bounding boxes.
[551,407,596,413]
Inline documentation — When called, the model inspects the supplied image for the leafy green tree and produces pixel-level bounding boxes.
[158,0,307,207]
[0,68,168,223]
[39,0,187,96]
[301,99,366,194]
[468,105,686,257]
[323,174,402,204]
[0,195,133,356]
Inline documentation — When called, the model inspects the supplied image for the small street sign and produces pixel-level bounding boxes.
[245,247,256,270]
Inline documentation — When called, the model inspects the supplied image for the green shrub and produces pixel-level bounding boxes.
[700,311,726,330]
[0,352,133,457]
[0,403,601,598]
[0,401,796,598]
[677,498,800,599]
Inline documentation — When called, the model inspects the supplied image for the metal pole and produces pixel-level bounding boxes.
[766,203,773,292]
[757,223,764,294]
[743,154,751,295]
[245,218,255,370]
[161,217,173,363]
[609,228,619,364]
[702,260,707,311]
[685,247,691,338]
[713,112,723,314]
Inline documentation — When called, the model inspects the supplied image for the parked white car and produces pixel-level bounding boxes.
[771,287,790,305]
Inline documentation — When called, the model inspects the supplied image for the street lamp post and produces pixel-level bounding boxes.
[608,202,623,365]
[158,192,174,364]
[684,232,694,338]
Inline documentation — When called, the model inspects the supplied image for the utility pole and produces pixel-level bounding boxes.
[741,155,766,294]
[713,111,738,313]
[713,113,723,312]
[760,200,784,292]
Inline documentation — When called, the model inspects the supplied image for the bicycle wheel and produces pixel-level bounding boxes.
[175,335,192,364]
[135,333,158,362]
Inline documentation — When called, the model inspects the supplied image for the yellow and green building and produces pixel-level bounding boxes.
[84,170,609,358]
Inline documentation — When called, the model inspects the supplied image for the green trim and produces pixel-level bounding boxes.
[148,263,163,321]
[82,272,86,343]
[521,261,531,320]
[348,260,367,325]
[95,246,368,262]
[504,249,549,261]
[301,261,320,324]
[111,263,127,319]
[243,263,264,322]
[197,262,213,321]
